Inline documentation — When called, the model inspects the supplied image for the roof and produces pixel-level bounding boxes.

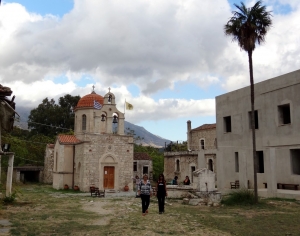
[134,152,152,160]
[47,144,55,148]
[76,91,104,109]
[191,123,216,132]
[58,135,82,144]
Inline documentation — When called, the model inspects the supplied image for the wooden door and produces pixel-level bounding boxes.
[103,166,115,189]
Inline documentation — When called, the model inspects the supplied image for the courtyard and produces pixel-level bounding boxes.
[0,184,300,236]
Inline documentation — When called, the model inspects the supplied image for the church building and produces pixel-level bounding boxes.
[45,88,134,192]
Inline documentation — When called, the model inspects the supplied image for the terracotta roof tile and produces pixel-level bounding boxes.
[191,123,216,131]
[134,152,152,160]
[76,92,104,109]
[47,144,55,148]
[58,135,82,144]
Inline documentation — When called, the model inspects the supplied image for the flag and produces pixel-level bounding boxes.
[125,101,133,110]
[93,100,102,109]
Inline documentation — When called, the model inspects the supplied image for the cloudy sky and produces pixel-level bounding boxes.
[1,0,299,141]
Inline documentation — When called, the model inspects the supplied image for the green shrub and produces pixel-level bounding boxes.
[2,192,17,204]
[221,188,257,205]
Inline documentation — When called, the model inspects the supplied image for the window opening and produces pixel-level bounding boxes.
[176,159,180,172]
[278,104,291,125]
[235,152,239,172]
[291,149,300,175]
[208,159,213,172]
[256,151,264,173]
[248,110,259,129]
[82,114,86,130]
[200,139,205,150]
[191,166,196,183]
[224,116,232,132]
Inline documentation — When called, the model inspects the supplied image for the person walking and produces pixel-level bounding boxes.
[138,174,153,216]
[156,174,167,214]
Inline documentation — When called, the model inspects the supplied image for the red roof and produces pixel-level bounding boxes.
[76,91,104,109]
[134,152,152,160]
[47,144,55,148]
[191,123,216,131]
[58,135,82,144]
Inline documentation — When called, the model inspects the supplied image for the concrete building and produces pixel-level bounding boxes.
[164,122,217,184]
[216,69,300,198]
[44,89,134,192]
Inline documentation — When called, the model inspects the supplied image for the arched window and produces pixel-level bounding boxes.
[176,159,180,172]
[200,139,205,150]
[82,114,86,130]
[208,159,213,172]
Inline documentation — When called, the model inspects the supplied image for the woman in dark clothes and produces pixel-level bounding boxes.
[183,176,190,185]
[156,173,168,214]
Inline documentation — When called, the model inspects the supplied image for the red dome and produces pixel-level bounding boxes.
[76,92,104,109]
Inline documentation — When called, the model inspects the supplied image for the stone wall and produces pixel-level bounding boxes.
[43,145,54,184]
[190,128,216,151]
[133,160,153,179]
[74,133,134,192]
[164,151,198,183]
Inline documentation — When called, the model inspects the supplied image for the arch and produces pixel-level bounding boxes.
[82,114,87,131]
[208,159,213,172]
[99,153,119,190]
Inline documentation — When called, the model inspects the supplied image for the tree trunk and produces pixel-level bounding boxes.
[248,50,258,203]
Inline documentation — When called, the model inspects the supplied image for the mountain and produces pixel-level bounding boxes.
[124,121,171,148]
[14,106,171,148]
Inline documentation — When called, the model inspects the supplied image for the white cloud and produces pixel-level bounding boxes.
[1,0,300,128]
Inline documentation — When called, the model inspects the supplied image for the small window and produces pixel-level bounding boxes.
[176,159,180,172]
[224,116,231,132]
[200,139,205,150]
[256,151,264,173]
[235,152,239,172]
[291,149,300,175]
[248,110,259,129]
[278,104,291,125]
[82,114,87,130]
[133,162,137,172]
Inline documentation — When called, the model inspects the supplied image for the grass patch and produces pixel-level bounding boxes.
[221,188,260,206]
[1,184,300,235]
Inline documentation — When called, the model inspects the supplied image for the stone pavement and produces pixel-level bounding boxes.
[0,219,11,235]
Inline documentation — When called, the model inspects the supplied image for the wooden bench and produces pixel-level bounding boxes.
[90,187,105,197]
[230,180,240,189]
[277,183,299,190]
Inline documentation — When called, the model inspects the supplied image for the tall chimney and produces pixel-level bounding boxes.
[187,120,191,150]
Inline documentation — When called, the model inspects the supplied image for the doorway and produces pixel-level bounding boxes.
[143,166,148,175]
[103,166,115,189]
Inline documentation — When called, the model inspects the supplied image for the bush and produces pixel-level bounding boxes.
[2,192,17,204]
[221,189,257,205]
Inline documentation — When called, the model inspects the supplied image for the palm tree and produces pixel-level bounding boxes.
[224,1,272,202]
